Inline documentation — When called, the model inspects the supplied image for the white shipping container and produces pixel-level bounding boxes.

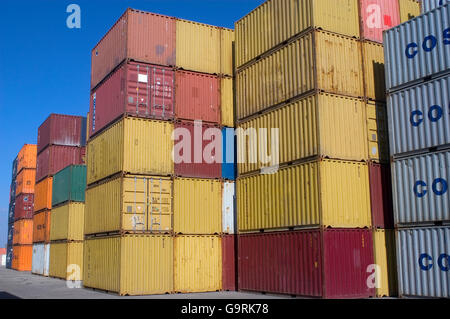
[422,0,450,14]
[1,254,5,266]
[384,3,450,91]
[392,150,450,226]
[397,226,450,298]
[388,75,450,157]
[32,243,50,276]
[222,182,235,234]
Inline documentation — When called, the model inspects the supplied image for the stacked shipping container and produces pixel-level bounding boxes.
[6,157,18,269]
[384,3,450,298]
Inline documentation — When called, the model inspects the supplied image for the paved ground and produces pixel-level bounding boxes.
[0,266,288,299]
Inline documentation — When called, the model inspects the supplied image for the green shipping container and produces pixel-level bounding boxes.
[52,165,87,206]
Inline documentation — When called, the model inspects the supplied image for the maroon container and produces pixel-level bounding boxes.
[14,193,34,220]
[369,163,394,229]
[36,145,86,182]
[90,61,175,138]
[37,114,87,154]
[175,70,220,124]
[222,235,236,291]
[174,121,222,179]
[238,229,375,298]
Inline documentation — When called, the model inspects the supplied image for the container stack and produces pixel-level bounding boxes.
[12,144,37,271]
[6,157,18,269]
[32,114,87,276]
[384,2,450,298]
[235,0,419,298]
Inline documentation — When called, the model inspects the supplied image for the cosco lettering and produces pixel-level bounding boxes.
[405,28,450,59]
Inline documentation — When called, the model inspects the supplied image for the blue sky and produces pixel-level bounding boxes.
[0,0,264,247]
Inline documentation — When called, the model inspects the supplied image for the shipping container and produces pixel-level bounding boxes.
[235,0,360,68]
[50,203,85,241]
[87,117,173,185]
[7,224,14,244]
[37,114,86,154]
[31,243,50,276]
[173,178,222,234]
[359,0,400,43]
[8,201,15,225]
[221,77,234,127]
[34,177,52,212]
[236,30,364,120]
[366,102,390,163]
[399,0,421,22]
[15,168,35,195]
[13,219,33,245]
[33,210,51,243]
[83,235,173,295]
[11,156,18,179]
[396,226,449,298]
[9,179,16,202]
[392,150,450,226]
[90,61,174,138]
[91,8,176,89]
[17,144,37,172]
[237,93,368,175]
[6,245,13,269]
[238,229,375,298]
[384,4,450,91]
[174,235,222,293]
[373,229,398,297]
[222,127,236,181]
[12,245,32,271]
[14,193,34,221]
[52,165,86,207]
[237,159,372,232]
[175,70,220,123]
[36,145,85,182]
[362,41,386,102]
[222,182,235,234]
[369,163,394,229]
[49,242,83,281]
[222,235,236,291]
[421,0,449,13]
[173,121,222,179]
[388,76,450,157]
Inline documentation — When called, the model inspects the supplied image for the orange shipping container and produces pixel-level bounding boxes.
[33,210,51,243]
[12,245,33,271]
[13,219,33,245]
[17,144,37,173]
[34,177,53,212]
[16,169,36,195]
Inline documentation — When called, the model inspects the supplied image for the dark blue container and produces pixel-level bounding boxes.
[5,244,13,269]
[7,223,14,245]
[222,127,236,180]
[8,201,15,225]
[11,157,18,180]
[9,180,16,203]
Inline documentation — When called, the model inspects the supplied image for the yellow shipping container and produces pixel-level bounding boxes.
[221,77,234,127]
[362,41,386,102]
[237,93,368,175]
[366,102,389,163]
[237,159,371,232]
[399,0,421,23]
[236,30,364,120]
[85,175,172,235]
[174,178,221,235]
[176,19,234,76]
[83,235,173,295]
[235,0,360,68]
[50,202,85,241]
[373,229,398,297]
[86,117,174,185]
[174,235,222,293]
[49,241,83,281]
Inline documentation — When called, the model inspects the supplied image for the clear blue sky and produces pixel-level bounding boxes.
[0,0,264,248]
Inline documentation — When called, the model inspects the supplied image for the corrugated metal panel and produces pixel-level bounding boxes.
[17,144,37,173]
[15,169,35,195]
[49,242,83,280]
[222,182,235,234]
[397,226,450,297]
[83,235,173,295]
[13,219,33,245]
[392,150,450,226]
[174,235,222,293]
[221,77,234,127]
[176,20,233,76]
[85,175,172,235]
[222,127,236,180]
[360,0,400,43]
[388,76,450,156]
[367,102,390,163]
[8,201,15,225]
[34,177,52,213]
[369,163,394,229]
[36,145,85,182]
[235,0,360,68]
[421,0,449,13]
[237,93,368,175]
[14,193,34,220]
[32,243,50,276]
[174,178,222,234]
[12,245,32,271]
[236,30,363,120]
[237,159,371,232]
[87,118,174,185]
[384,4,450,91]
[399,0,421,22]
[11,156,18,179]
[33,210,51,243]
[6,246,13,269]
[373,229,398,297]
[362,41,386,102]
[50,203,85,241]
[52,165,86,206]
[222,235,236,291]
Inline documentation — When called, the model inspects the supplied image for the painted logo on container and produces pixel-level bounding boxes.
[419,253,450,271]
[405,28,450,59]
[413,178,448,197]
[410,103,448,127]
[92,93,96,132]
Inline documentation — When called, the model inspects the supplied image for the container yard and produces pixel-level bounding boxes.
[1,0,449,305]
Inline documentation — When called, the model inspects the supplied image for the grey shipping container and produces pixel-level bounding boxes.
[396,226,450,298]
[388,75,450,157]
[32,243,50,276]
[384,3,450,91]
[392,150,449,226]
[422,0,450,14]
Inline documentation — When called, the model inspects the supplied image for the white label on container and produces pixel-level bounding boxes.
[138,74,148,83]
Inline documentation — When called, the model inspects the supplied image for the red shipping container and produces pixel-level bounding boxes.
[91,8,176,89]
[90,61,174,138]
[174,121,222,179]
[175,71,220,124]
[14,193,34,220]
[222,235,236,291]
[36,145,85,182]
[360,0,400,43]
[37,114,86,154]
[369,163,394,229]
[238,229,375,298]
